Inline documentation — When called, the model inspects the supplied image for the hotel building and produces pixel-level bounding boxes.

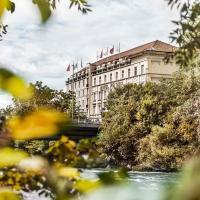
[66,40,179,120]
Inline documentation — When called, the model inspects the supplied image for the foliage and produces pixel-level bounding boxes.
[166,0,200,68]
[98,71,200,170]
[0,81,83,120]
[14,140,49,155]
[138,89,200,170]
[46,136,106,168]
[0,151,125,200]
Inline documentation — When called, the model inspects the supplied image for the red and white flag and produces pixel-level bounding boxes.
[66,64,70,72]
[110,46,114,54]
[100,50,103,58]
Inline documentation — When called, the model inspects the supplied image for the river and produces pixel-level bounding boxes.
[22,169,178,200]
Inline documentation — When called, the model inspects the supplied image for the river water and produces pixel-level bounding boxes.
[22,169,178,200]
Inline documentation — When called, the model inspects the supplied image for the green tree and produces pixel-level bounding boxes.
[98,72,200,169]
[1,81,81,118]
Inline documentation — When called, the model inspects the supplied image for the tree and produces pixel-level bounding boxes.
[98,72,200,169]
[1,81,81,118]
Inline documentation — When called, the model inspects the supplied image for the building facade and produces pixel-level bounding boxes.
[66,40,179,120]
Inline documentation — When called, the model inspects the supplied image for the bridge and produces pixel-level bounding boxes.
[44,119,101,141]
[0,116,101,141]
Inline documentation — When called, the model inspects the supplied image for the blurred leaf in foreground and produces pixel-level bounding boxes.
[0,190,21,200]
[7,108,66,140]
[32,0,52,23]
[75,179,102,193]
[57,167,80,180]
[0,0,15,17]
[164,158,200,200]
[0,147,28,167]
[0,68,33,100]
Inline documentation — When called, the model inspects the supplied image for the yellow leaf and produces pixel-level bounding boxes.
[0,0,8,17]
[0,68,33,100]
[75,180,102,192]
[57,167,80,179]
[0,190,20,200]
[5,76,33,100]
[0,148,28,168]
[7,109,65,140]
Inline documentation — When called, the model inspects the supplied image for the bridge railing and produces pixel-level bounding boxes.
[72,118,101,127]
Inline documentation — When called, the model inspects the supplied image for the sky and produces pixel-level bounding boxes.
[0,0,179,108]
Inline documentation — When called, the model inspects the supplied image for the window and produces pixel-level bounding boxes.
[99,76,101,84]
[93,105,96,114]
[83,89,84,96]
[94,92,96,101]
[116,72,118,80]
[83,79,85,87]
[104,90,107,99]
[128,68,131,78]
[78,91,80,97]
[82,100,84,107]
[110,73,113,82]
[74,82,76,89]
[94,78,96,86]
[99,91,101,100]
[134,67,137,76]
[104,75,107,83]
[99,104,101,113]
[141,65,144,74]
[122,70,124,79]
[78,81,80,88]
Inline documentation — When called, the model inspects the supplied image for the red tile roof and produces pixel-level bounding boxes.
[92,40,177,66]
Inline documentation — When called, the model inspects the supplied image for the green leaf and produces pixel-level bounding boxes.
[32,0,51,23]
[0,0,15,17]
[6,0,15,13]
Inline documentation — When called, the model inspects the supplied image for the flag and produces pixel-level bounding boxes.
[110,46,114,54]
[66,64,70,72]
[100,50,103,58]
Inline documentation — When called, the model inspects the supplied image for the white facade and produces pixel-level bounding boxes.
[66,40,179,120]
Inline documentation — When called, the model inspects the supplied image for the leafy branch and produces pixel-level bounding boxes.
[69,0,92,14]
[166,0,200,68]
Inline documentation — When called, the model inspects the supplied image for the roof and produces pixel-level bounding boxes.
[92,40,177,66]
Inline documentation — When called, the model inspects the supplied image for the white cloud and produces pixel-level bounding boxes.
[0,0,179,108]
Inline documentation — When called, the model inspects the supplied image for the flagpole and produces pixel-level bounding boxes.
[72,63,74,121]
[97,51,99,61]
[118,42,121,81]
